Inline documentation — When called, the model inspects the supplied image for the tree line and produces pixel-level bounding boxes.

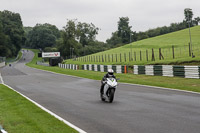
[1,8,199,59]
[107,8,200,47]
[25,19,108,59]
[0,10,25,57]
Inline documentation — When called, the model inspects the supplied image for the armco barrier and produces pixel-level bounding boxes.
[0,62,5,68]
[36,61,49,66]
[58,63,79,70]
[82,64,127,73]
[133,65,200,79]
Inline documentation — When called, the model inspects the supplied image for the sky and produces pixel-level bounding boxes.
[1,0,200,42]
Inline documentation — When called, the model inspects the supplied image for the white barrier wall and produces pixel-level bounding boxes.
[0,62,5,68]
[58,63,78,70]
[133,65,200,79]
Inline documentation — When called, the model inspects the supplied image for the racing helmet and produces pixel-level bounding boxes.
[108,69,114,76]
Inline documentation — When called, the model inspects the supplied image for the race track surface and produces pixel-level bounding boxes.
[1,50,200,133]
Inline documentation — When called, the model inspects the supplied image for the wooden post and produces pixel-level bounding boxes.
[116,54,117,62]
[124,53,126,62]
[172,45,175,59]
[129,52,131,62]
[159,48,164,60]
[102,55,104,62]
[120,53,121,62]
[140,51,142,61]
[108,54,110,62]
[112,54,113,62]
[105,54,107,62]
[189,43,191,56]
[134,51,136,61]
[99,55,100,62]
[152,48,155,61]
[146,49,148,61]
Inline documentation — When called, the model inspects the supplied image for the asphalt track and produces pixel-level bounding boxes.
[0,50,200,133]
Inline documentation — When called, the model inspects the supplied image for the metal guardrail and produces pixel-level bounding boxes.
[36,61,49,66]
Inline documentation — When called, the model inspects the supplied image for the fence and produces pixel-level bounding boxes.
[72,43,200,64]
[133,65,200,79]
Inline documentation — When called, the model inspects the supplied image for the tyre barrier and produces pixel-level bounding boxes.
[58,63,79,70]
[82,64,128,73]
[133,65,200,79]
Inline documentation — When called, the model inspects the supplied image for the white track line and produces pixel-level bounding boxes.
[0,72,4,84]
[26,65,200,95]
[0,72,87,133]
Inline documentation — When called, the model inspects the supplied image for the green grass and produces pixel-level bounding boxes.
[65,26,200,65]
[27,49,200,93]
[0,84,78,133]
[6,51,23,63]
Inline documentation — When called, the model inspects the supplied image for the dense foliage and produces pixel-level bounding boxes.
[0,10,25,57]
[57,19,108,58]
[25,23,60,49]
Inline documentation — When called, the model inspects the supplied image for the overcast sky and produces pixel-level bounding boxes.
[1,0,200,42]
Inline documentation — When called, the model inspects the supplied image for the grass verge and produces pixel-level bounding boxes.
[0,84,78,133]
[6,51,22,63]
[27,49,200,93]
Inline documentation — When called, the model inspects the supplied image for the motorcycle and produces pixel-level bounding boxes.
[100,77,119,103]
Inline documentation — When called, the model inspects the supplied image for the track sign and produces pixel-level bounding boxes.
[42,52,60,58]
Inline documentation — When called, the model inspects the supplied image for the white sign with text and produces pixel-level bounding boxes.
[42,52,60,58]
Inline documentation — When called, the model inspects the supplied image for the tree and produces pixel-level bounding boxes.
[194,17,200,25]
[106,17,133,46]
[57,20,79,58]
[106,31,122,46]
[26,23,59,49]
[184,8,193,26]
[0,10,24,57]
[117,17,132,44]
[136,32,148,40]
[77,22,99,46]
[0,21,9,57]
[57,19,101,58]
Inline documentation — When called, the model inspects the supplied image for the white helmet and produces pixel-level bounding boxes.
[108,69,114,76]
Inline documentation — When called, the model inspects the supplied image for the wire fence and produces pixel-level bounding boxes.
[73,43,200,64]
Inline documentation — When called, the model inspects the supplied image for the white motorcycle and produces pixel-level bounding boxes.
[100,77,119,103]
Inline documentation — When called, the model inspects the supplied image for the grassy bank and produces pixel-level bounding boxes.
[65,26,200,66]
[27,49,200,93]
[0,84,78,133]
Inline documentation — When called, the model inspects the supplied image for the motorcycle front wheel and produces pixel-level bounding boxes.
[108,89,115,103]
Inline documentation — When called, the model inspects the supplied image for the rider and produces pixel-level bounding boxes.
[100,69,116,96]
